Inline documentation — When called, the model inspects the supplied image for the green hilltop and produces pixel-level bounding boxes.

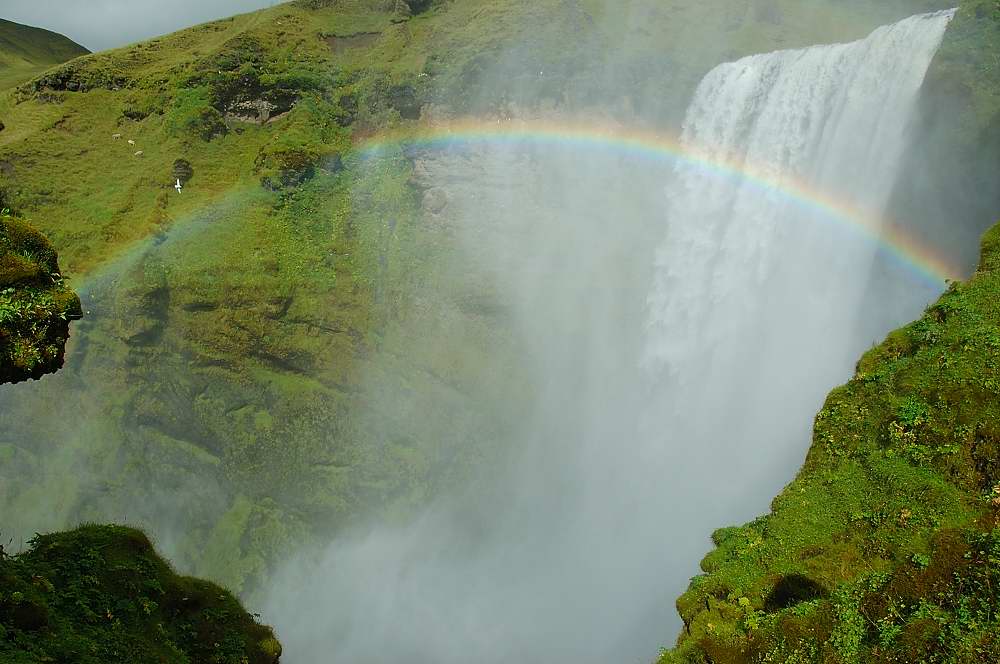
[0,19,88,91]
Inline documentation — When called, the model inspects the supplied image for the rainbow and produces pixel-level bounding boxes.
[358,117,964,286]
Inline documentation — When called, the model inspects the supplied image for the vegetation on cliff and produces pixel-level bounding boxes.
[0,208,81,384]
[0,524,280,663]
[663,227,1000,664]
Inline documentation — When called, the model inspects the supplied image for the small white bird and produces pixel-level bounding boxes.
[175,178,183,193]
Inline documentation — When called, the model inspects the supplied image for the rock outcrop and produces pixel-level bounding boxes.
[0,213,82,384]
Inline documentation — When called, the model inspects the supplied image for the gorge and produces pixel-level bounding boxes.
[262,10,964,664]
[0,1,998,662]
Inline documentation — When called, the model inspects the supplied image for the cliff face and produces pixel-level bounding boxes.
[0,524,280,664]
[661,5,1000,660]
[662,225,1000,663]
[0,212,82,384]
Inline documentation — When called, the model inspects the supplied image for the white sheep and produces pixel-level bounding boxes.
[128,139,136,146]
[112,133,122,140]
[134,150,144,157]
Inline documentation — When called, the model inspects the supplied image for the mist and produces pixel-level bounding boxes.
[262,6,964,664]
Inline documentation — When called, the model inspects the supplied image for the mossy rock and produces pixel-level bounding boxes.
[0,524,281,663]
[255,147,321,190]
[0,213,82,384]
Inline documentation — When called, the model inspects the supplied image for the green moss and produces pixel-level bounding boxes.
[661,223,1000,661]
[0,212,81,384]
[0,524,280,664]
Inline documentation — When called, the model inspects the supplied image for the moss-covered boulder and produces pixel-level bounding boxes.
[0,524,281,663]
[0,212,82,384]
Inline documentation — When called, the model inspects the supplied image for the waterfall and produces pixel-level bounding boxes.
[643,10,955,497]
[264,11,957,664]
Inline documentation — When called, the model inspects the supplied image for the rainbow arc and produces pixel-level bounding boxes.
[360,117,963,286]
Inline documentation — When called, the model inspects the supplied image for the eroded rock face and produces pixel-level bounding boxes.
[0,213,82,384]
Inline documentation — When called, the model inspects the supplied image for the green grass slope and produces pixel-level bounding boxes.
[0,524,280,663]
[0,0,960,599]
[0,18,88,92]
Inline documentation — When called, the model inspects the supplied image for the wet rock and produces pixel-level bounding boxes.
[387,83,422,120]
[255,147,319,190]
[422,187,448,214]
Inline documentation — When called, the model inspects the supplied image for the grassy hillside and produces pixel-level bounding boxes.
[0,19,88,92]
[661,4,1000,661]
[0,524,280,663]
[0,0,963,603]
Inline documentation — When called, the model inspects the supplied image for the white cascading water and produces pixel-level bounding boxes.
[266,11,956,664]
[642,10,956,505]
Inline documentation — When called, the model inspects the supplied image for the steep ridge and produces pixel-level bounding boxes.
[0,19,88,91]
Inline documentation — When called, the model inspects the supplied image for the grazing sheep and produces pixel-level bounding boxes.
[134,150,144,157]
[112,133,122,139]
[128,139,136,146]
